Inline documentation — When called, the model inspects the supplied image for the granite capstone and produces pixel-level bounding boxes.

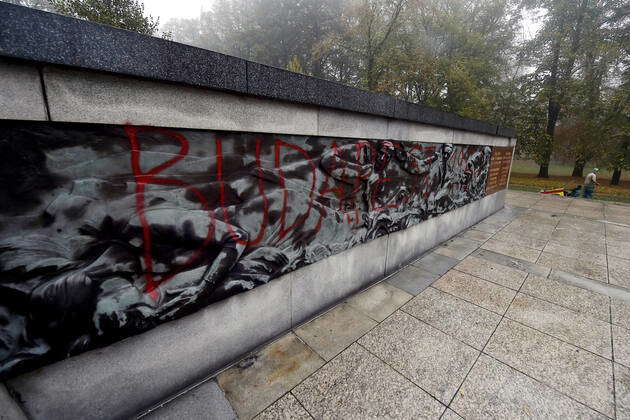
[0,2,515,137]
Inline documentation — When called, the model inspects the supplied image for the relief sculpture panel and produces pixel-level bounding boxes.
[0,122,494,377]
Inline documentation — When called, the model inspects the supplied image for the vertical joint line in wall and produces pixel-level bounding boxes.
[384,234,389,278]
[37,66,52,121]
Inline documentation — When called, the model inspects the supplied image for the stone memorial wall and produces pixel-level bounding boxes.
[0,122,495,377]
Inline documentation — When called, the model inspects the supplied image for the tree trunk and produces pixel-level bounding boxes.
[538,0,589,179]
[572,160,585,177]
[538,164,549,178]
[611,169,621,185]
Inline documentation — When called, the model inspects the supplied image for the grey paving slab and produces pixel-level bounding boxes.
[614,325,630,368]
[501,221,555,240]
[473,249,551,278]
[402,287,501,350]
[481,239,541,263]
[557,217,605,234]
[612,298,630,330]
[253,393,310,420]
[505,293,612,359]
[458,228,493,242]
[538,252,608,283]
[470,220,506,234]
[432,270,516,314]
[346,282,412,322]
[434,237,481,260]
[609,256,630,289]
[616,363,630,420]
[294,303,377,361]
[145,380,236,420]
[543,242,608,265]
[217,333,325,420]
[517,210,562,226]
[450,354,605,419]
[292,343,445,419]
[440,409,464,420]
[411,252,460,276]
[0,384,27,420]
[605,224,630,242]
[608,239,630,260]
[358,311,479,404]
[520,274,610,322]
[491,230,548,250]
[454,255,527,290]
[551,227,605,245]
[485,319,615,417]
[546,238,606,254]
[386,265,440,296]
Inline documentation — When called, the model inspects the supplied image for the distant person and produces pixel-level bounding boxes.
[583,168,601,199]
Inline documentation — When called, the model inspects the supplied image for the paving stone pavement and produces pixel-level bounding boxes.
[141,190,630,419]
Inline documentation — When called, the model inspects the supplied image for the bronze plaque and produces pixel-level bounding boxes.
[485,146,514,195]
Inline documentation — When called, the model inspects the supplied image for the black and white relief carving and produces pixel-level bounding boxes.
[0,122,492,377]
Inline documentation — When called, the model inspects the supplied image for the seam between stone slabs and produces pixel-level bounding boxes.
[36,65,52,122]
[290,391,315,420]
[605,221,618,420]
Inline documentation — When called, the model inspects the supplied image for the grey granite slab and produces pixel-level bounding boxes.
[473,249,551,278]
[543,242,608,265]
[386,265,440,296]
[434,237,481,260]
[294,303,377,361]
[538,252,608,283]
[253,393,311,420]
[481,239,541,263]
[358,311,479,404]
[458,228,493,242]
[440,409,464,420]
[491,230,548,250]
[608,239,630,260]
[505,293,612,358]
[346,283,412,322]
[612,298,630,330]
[485,319,615,417]
[616,363,630,420]
[454,255,527,290]
[0,58,48,121]
[217,333,325,420]
[520,274,610,322]
[614,325,630,368]
[451,354,605,419]
[605,224,630,242]
[402,287,501,350]
[144,380,236,420]
[411,252,460,276]
[292,343,445,419]
[432,270,516,314]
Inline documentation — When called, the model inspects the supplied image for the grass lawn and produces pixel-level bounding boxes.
[509,159,630,202]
